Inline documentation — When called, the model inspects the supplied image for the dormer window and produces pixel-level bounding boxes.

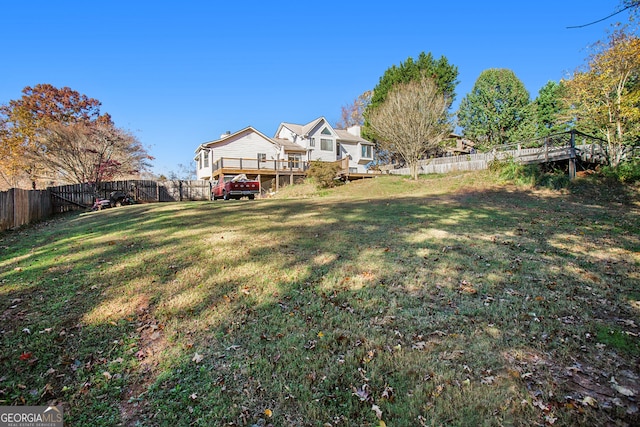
[321,127,332,135]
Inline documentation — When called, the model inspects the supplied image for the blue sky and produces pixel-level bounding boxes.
[0,1,631,176]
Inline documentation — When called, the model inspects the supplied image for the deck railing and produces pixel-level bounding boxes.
[212,157,311,173]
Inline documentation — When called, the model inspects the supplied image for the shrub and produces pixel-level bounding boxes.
[488,158,570,189]
[601,160,640,183]
[306,161,343,188]
[488,158,537,186]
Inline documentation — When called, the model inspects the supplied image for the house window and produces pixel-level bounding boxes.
[198,153,203,169]
[309,138,315,147]
[361,145,372,159]
[320,138,333,151]
[288,154,301,169]
[258,153,267,162]
[349,167,358,173]
[204,151,209,168]
[321,127,332,135]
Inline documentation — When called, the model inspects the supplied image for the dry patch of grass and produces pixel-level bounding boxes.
[1,172,639,426]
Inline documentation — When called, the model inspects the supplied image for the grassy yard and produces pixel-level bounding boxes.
[0,171,639,426]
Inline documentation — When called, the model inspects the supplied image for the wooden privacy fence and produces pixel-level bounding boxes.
[0,188,52,231]
[50,180,212,212]
[1,180,212,232]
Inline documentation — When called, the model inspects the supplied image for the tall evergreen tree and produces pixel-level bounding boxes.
[363,52,458,141]
[534,81,569,137]
[457,68,532,149]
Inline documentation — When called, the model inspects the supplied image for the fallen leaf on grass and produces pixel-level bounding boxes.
[371,404,382,419]
[192,353,204,364]
[102,372,112,380]
[381,385,394,400]
[612,384,636,397]
[19,352,32,361]
[582,396,598,407]
[481,376,496,385]
[352,384,370,401]
[412,341,427,350]
[264,408,273,418]
[190,393,198,400]
[458,280,477,294]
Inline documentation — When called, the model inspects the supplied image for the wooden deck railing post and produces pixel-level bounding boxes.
[544,139,549,162]
[569,130,576,180]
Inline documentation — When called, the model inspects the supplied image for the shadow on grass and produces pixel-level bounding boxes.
[0,181,638,426]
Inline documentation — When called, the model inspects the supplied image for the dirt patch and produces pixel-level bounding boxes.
[119,303,168,426]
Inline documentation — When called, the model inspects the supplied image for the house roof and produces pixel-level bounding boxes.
[196,126,276,152]
[273,138,307,153]
[334,129,371,144]
[277,117,330,138]
[196,126,308,154]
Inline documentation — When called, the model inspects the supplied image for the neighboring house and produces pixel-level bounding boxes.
[446,133,476,155]
[195,117,376,181]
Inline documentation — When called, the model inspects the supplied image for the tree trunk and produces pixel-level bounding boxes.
[409,162,419,180]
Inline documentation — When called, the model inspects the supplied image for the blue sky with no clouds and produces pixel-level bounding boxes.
[0,1,632,176]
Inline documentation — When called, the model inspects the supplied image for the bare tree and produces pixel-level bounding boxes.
[366,76,451,179]
[336,90,372,128]
[39,122,152,188]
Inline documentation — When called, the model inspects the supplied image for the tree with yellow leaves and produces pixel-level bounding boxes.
[563,27,640,166]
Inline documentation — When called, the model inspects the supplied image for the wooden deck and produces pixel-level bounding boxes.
[208,157,378,192]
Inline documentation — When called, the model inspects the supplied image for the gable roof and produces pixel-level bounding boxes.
[196,126,308,154]
[196,126,276,153]
[276,117,331,138]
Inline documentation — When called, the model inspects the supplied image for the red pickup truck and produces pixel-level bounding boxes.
[211,174,260,200]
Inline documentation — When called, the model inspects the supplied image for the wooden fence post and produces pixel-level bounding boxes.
[569,130,576,180]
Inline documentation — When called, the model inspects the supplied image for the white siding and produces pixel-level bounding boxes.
[195,149,214,179]
[307,123,336,162]
[339,142,368,173]
[276,126,298,143]
[211,130,280,163]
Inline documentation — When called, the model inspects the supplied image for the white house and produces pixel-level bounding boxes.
[195,117,376,180]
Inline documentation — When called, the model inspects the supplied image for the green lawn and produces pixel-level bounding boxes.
[1,172,639,426]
